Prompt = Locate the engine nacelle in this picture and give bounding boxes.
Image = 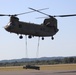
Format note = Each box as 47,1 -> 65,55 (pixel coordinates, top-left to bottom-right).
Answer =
43,17 -> 57,28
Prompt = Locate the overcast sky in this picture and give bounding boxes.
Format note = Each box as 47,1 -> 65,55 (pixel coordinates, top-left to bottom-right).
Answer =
0,0 -> 76,60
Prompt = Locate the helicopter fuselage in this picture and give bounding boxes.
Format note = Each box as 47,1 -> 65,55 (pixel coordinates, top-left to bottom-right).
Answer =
4,16 -> 59,39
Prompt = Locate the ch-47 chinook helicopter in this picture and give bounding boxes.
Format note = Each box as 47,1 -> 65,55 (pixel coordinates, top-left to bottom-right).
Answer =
2,8 -> 76,40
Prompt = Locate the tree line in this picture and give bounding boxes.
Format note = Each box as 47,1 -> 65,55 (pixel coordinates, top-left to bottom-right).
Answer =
0,57 -> 76,67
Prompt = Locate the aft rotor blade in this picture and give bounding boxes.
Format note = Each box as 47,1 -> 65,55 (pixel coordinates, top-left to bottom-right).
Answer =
0,8 -> 48,17
36,17 -> 48,19
29,7 -> 52,17
16,8 -> 49,16
54,14 -> 76,17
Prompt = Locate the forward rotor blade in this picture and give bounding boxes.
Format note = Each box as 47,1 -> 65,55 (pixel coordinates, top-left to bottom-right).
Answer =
0,14 -> 10,16
15,8 -> 49,16
29,7 -> 52,17
0,8 -> 48,17
54,14 -> 76,17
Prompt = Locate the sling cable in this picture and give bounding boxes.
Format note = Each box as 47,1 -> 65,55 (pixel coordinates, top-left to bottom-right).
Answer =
24,36 -> 40,70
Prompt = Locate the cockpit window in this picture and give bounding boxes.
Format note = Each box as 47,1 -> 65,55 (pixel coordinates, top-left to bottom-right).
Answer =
7,22 -> 15,26
7,22 -> 11,26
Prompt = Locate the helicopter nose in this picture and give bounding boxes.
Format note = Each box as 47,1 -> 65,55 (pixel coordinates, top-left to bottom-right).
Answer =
4,25 -> 11,31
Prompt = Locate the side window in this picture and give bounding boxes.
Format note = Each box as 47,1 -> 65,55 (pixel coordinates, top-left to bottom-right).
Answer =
19,24 -> 22,28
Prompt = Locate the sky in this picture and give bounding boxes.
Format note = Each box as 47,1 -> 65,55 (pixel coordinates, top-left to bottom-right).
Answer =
0,0 -> 76,60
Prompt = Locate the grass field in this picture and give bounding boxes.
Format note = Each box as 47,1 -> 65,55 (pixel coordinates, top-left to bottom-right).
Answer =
0,64 -> 76,71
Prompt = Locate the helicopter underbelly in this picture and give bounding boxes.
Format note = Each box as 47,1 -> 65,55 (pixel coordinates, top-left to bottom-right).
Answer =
11,25 -> 58,37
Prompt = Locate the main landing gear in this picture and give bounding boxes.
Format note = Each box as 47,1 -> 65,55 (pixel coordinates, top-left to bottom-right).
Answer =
42,37 -> 44,40
19,35 -> 54,40
51,36 -> 54,40
41,37 -> 54,40
28,35 -> 32,39
19,35 -> 23,39
19,35 -> 32,39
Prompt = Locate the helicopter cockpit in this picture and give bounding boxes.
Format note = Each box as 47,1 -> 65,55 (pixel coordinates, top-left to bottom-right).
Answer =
4,16 -> 19,32
9,16 -> 19,26
10,16 -> 19,22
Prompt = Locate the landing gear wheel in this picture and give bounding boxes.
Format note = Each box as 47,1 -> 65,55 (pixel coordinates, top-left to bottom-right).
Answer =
42,37 -> 44,40
51,36 -> 54,40
19,35 -> 23,39
28,35 -> 32,39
